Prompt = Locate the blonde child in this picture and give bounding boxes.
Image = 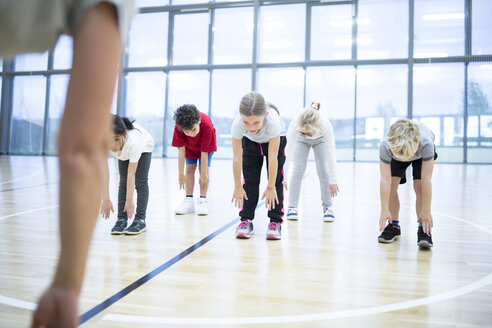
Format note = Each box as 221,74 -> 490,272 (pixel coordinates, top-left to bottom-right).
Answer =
285,102 -> 339,221
378,119 -> 437,248
231,92 -> 287,240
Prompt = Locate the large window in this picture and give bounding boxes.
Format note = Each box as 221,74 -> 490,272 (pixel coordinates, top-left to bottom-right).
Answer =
257,67 -> 304,121
306,67 -> 355,161
358,0 -> 408,59
53,36 -> 73,70
310,4 -> 352,60
211,69 -> 252,158
47,75 -> 70,155
2,1 -> 491,163
15,52 -> 48,71
213,7 -> 254,64
166,70 -> 210,156
355,65 -> 408,161
472,0 -> 492,55
10,76 -> 46,155
173,13 -> 209,65
258,4 -> 305,63
413,63 -> 464,162
128,13 -> 168,67
125,72 -> 167,156
414,0 -> 464,58
467,63 -> 492,163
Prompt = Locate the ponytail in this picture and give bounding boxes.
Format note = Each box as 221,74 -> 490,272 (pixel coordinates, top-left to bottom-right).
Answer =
266,102 -> 280,115
113,114 -> 135,135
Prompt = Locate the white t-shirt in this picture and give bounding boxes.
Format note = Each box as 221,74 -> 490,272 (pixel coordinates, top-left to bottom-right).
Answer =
231,108 -> 286,143
111,123 -> 154,162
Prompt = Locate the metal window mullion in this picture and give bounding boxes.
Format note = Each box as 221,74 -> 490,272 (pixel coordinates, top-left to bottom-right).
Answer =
0,59 -> 14,154
163,11 -> 175,157
408,0 -> 414,120
208,8 -> 214,118
251,0 -> 259,91
352,0 -> 358,161
463,0 -> 472,163
42,50 -> 54,155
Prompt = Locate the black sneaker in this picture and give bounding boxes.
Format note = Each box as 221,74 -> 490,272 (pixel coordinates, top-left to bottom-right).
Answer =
111,219 -> 128,235
124,219 -> 147,235
417,227 -> 433,248
378,223 -> 401,243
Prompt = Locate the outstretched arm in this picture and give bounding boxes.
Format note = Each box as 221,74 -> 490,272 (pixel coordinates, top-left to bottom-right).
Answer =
32,3 -> 121,328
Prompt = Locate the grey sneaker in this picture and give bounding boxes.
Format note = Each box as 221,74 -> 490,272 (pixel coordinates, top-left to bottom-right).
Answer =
111,219 -> 127,235
266,222 -> 282,240
286,208 -> 298,220
124,219 -> 147,235
323,207 -> 335,222
235,219 -> 254,239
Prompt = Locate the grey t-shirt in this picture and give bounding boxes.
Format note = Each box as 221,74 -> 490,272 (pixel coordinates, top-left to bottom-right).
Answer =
231,108 -> 286,144
0,0 -> 136,58
379,121 -> 435,164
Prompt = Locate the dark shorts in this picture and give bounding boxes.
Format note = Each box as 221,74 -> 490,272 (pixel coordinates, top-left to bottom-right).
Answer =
391,151 -> 438,184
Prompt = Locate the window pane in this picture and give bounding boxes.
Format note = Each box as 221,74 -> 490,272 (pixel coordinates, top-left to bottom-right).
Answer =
472,0 -> 492,55
166,70 -> 210,156
413,63 -> 464,162
258,4 -> 305,63
0,58 -> 3,72
136,0 -> 168,7
311,5 -> 352,61
125,72 -> 167,156
211,69 -> 251,159
213,7 -> 254,64
467,63 -> 492,163
11,76 -> 46,154
257,67 -> 304,121
47,75 -> 70,155
15,52 -> 48,71
54,35 -> 73,70
355,65 -> 408,161
414,0 -> 464,58
358,0 -> 408,59
173,13 -> 209,65
306,67 -> 355,161
128,13 -> 168,67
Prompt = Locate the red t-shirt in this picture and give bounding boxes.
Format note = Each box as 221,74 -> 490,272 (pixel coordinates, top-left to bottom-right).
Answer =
172,112 -> 217,159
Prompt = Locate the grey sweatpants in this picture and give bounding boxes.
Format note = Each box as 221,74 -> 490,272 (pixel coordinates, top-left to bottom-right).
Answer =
288,135 -> 332,209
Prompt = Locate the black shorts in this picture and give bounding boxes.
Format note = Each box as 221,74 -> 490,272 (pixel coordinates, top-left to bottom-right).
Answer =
391,151 -> 438,184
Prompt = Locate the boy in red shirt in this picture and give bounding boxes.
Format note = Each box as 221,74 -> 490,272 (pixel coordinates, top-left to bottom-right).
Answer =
172,104 -> 217,215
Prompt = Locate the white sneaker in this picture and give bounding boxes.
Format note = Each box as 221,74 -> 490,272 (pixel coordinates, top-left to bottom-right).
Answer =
323,207 -> 335,222
197,198 -> 209,215
175,197 -> 195,215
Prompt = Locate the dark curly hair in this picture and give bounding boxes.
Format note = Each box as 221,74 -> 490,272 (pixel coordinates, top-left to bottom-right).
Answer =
173,104 -> 201,131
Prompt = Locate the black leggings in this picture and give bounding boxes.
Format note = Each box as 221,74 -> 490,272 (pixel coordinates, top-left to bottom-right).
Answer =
240,136 -> 287,223
117,152 -> 152,221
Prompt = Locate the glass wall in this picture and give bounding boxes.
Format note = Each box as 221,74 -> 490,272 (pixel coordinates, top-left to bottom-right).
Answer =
1,0 -> 491,163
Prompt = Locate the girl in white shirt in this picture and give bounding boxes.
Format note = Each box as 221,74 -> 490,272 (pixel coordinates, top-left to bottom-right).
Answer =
285,102 -> 339,221
101,115 -> 154,235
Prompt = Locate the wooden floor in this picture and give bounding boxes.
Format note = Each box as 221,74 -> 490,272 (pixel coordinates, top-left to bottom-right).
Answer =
1,155 -> 491,327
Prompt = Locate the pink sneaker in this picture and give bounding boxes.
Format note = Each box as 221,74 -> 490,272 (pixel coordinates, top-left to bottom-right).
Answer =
235,220 -> 254,239
266,222 -> 281,240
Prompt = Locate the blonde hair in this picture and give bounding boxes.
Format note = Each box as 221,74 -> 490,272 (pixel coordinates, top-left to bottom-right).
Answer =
239,92 -> 279,117
387,119 -> 420,158
297,101 -> 321,131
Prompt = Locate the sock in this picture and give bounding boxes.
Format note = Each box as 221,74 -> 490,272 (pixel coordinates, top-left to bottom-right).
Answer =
186,195 -> 193,198
200,196 -> 206,198
392,220 -> 399,226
